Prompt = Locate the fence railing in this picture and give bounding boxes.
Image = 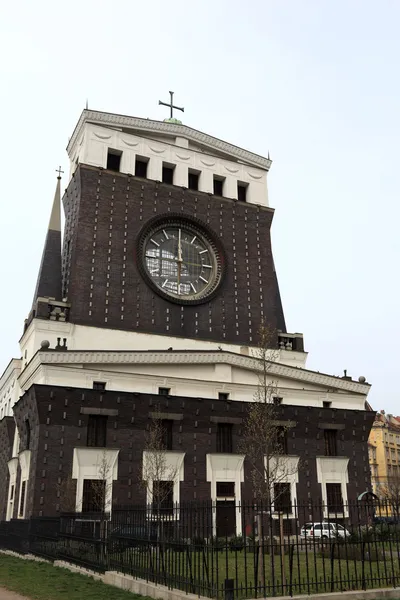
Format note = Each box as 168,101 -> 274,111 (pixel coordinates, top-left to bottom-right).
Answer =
0,500 -> 399,598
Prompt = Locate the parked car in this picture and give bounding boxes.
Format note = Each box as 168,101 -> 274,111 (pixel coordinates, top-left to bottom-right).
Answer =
300,522 -> 350,539
107,523 -> 159,552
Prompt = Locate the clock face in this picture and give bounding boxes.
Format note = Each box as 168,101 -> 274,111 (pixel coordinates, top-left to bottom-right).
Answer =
139,218 -> 224,304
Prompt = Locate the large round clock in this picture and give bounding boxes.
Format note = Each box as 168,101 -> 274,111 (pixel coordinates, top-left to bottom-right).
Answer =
137,215 -> 225,304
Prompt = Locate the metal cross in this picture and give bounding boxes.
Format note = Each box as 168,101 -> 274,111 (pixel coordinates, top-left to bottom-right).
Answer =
56,166 -> 64,179
158,91 -> 184,119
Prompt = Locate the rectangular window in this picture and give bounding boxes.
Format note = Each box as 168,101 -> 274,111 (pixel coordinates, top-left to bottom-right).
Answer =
87,415 -> 108,447
135,157 -> 148,178
326,483 -> 344,513
93,381 -> 106,391
153,480 -> 174,514
188,171 -> 199,190
82,479 -> 105,513
217,423 -> 233,453
213,176 -> 225,196
237,182 -> 248,202
106,149 -> 122,172
216,482 -> 235,498
162,164 -> 175,184
324,429 -> 337,456
10,484 -> 14,501
19,481 -> 26,517
323,401 -> 332,408
276,426 -> 288,455
218,392 -> 230,401
158,387 -> 170,396
274,482 -> 291,512
161,419 -> 173,450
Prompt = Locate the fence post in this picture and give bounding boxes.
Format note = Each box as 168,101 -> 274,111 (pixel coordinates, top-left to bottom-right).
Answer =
224,578 -> 234,600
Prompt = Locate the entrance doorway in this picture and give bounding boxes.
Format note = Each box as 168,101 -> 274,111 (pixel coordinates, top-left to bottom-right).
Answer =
216,482 -> 236,537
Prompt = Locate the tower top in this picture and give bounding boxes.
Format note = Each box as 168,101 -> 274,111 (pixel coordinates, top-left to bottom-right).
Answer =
158,91 -> 184,124
31,173 -> 62,306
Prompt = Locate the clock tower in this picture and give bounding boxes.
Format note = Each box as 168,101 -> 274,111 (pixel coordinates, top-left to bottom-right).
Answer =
56,106 -> 288,349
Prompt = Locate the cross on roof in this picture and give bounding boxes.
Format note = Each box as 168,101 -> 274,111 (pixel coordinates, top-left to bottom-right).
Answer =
56,166 -> 64,179
158,91 -> 184,119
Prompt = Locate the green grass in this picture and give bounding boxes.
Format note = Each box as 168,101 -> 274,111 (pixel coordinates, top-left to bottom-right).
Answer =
108,545 -> 400,598
0,554 -> 152,600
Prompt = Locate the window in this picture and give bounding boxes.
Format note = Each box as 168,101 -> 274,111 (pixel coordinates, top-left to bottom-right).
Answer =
273,396 -> 283,406
237,182 -> 248,202
274,483 -> 291,512
10,485 -> 14,501
19,481 -> 26,517
188,171 -> 199,190
213,176 -> 225,196
87,415 -> 107,447
218,392 -> 230,401
323,401 -> 332,408
162,164 -> 175,184
153,480 -> 174,513
324,429 -> 337,456
276,426 -> 288,455
158,387 -> 170,396
93,381 -> 106,391
326,483 -> 343,513
82,479 -> 105,513
106,149 -> 122,172
161,419 -> 173,450
217,423 -> 233,453
25,420 -> 31,451
216,482 -> 235,497
135,157 -> 148,178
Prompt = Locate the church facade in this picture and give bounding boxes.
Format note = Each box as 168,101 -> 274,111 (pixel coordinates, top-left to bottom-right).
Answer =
0,106 -> 374,533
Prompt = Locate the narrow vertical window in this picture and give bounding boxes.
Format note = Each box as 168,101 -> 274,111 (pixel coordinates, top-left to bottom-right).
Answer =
217,423 -> 233,453
237,182 -> 248,202
107,149 -> 122,172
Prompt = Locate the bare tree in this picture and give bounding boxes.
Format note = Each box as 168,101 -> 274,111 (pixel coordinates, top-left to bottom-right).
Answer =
240,322 -> 299,508
379,469 -> 400,519
142,414 -> 178,516
89,450 -> 114,514
240,322 -> 300,589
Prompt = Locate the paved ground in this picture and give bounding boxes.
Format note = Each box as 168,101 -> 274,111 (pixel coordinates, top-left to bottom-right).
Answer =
0,589 -> 31,600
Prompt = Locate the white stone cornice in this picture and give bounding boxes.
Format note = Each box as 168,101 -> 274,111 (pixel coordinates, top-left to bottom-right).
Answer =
19,349 -> 370,395
67,110 -> 271,171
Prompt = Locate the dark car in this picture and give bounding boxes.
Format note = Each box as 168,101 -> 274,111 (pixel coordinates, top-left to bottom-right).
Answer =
108,523 -> 159,552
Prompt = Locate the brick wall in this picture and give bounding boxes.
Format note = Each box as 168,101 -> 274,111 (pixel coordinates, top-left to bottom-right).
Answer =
62,166 -> 286,346
10,384 -> 375,517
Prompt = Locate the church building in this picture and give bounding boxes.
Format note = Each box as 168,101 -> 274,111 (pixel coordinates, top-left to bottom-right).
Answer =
0,99 -> 375,534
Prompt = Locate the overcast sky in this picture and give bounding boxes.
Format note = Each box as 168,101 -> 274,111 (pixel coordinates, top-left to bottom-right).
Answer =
0,0 -> 398,412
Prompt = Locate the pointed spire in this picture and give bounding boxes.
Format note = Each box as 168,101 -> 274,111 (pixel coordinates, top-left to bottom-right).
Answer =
31,171 -> 63,307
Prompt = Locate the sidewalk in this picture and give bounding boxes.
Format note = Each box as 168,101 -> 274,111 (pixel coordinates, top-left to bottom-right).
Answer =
0,589 -> 30,600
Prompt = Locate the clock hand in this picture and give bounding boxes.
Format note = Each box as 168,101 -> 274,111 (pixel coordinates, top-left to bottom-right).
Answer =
178,228 -> 182,262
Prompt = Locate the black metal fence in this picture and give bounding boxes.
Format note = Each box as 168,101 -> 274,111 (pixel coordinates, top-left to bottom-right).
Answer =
1,500 -> 399,598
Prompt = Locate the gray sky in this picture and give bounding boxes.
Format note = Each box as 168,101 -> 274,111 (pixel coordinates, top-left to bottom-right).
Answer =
0,0 -> 398,412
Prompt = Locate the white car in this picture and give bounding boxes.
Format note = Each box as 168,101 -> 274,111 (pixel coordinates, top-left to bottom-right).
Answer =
300,522 -> 350,539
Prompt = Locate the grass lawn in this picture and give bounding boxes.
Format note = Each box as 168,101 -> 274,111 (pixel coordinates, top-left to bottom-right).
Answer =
0,554 -> 152,600
108,545 -> 400,598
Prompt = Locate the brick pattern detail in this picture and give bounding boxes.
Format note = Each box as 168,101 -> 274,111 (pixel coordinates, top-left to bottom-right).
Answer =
8,384 -> 375,518
0,417 -> 15,520
62,166 -> 286,345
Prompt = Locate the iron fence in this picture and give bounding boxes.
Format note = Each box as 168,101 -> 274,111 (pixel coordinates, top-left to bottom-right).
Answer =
0,500 -> 399,598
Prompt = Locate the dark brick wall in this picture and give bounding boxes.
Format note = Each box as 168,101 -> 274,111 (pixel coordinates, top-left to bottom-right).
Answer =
13,390 -> 40,519
0,417 -> 15,520
62,165 -> 286,346
10,384 -> 375,518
